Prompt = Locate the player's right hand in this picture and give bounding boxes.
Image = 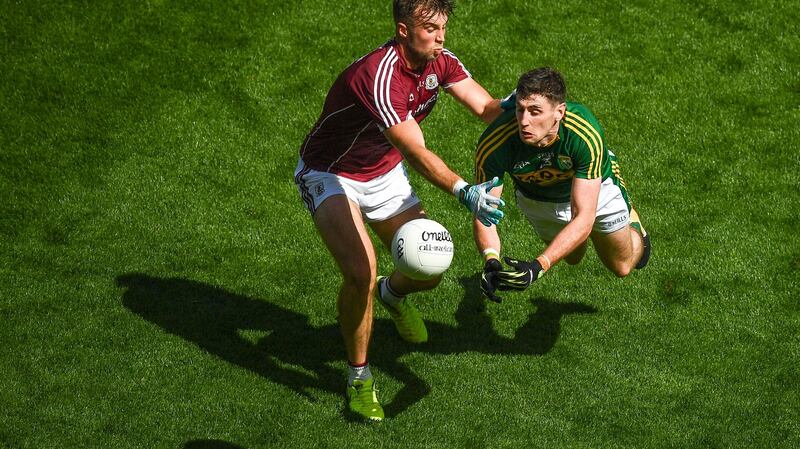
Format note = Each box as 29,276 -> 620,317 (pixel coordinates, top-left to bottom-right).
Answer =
496,256 -> 545,291
480,258 -> 503,303
458,177 -> 505,227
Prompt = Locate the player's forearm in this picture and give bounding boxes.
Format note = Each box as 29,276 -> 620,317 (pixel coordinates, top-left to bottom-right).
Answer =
542,215 -> 593,266
402,144 -> 463,195
478,99 -> 502,124
448,79 -> 502,124
473,218 -> 501,260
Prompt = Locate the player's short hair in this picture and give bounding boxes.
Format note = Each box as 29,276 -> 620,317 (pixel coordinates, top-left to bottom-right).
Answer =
516,68 -> 566,105
393,0 -> 454,26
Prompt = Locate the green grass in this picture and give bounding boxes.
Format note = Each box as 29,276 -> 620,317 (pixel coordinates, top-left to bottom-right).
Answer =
2,0 -> 799,447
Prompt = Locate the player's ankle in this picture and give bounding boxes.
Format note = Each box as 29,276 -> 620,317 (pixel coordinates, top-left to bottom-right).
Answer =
347,361 -> 372,386
379,277 -> 405,307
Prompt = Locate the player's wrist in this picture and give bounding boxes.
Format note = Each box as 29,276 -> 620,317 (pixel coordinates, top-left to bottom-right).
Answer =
482,247 -> 500,262
453,179 -> 469,200
535,254 -> 551,272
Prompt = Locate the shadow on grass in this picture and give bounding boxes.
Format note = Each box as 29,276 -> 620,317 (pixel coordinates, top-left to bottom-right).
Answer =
184,440 -> 245,449
118,273 -> 596,418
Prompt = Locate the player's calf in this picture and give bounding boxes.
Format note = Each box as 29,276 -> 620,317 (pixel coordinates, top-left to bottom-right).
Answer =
629,207 -> 650,270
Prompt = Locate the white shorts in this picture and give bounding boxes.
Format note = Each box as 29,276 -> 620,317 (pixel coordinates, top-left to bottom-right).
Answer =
516,177 -> 630,242
294,158 -> 420,222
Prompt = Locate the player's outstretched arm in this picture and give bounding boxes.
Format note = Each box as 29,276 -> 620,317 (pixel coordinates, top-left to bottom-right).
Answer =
471,188 -> 505,301
542,177 -> 600,265
496,177 -> 601,291
447,78 -> 502,124
384,120 -> 504,226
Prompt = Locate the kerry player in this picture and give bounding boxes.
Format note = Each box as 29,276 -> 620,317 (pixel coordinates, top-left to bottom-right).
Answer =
473,68 -> 651,302
294,0 -> 504,421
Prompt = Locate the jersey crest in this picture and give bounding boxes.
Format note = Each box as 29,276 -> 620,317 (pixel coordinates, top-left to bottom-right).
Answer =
425,74 -> 438,90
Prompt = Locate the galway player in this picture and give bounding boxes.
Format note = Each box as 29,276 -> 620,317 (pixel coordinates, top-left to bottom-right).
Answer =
474,67 -> 651,303
294,0 -> 503,421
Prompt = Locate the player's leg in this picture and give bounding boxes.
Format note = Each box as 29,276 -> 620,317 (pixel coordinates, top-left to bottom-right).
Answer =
629,207 -> 651,269
591,224 -> 642,277
295,160 -> 383,421
606,152 -> 651,270
590,176 -> 645,277
313,195 -> 377,364
311,196 -> 384,421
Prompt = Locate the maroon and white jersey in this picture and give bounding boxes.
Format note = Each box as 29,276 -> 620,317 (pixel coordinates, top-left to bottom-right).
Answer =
299,39 -> 471,181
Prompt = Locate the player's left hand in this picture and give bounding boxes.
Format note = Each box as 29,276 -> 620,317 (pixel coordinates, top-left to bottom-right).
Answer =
480,258 -> 503,303
496,256 -> 545,291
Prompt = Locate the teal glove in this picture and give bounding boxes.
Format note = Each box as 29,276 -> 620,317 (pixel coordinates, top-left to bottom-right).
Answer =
457,177 -> 505,227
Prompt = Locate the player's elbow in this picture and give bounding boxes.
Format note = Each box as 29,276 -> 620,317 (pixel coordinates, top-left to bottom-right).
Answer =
479,101 -> 501,124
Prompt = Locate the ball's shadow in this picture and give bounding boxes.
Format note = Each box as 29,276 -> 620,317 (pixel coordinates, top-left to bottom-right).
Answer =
118,273 -> 597,418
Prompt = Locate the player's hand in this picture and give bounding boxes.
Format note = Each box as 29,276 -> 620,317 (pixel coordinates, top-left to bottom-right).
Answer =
496,256 -> 545,291
458,177 -> 505,227
480,258 -> 503,303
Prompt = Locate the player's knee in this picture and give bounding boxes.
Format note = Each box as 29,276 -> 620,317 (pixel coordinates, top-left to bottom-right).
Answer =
341,263 -> 377,294
610,263 -> 633,278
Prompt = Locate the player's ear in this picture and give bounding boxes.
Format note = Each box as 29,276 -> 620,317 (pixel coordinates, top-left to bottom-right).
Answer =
396,21 -> 409,39
554,102 -> 566,121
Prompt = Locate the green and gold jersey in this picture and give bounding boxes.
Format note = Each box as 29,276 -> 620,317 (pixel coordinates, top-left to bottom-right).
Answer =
474,101 -> 613,203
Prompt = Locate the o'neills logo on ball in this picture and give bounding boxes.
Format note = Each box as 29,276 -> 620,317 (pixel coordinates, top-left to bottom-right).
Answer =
421,230 -> 452,242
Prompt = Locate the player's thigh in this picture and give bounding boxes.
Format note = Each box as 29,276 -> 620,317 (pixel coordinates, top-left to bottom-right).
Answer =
312,194 -> 377,285
368,203 -> 427,251
591,225 -> 634,270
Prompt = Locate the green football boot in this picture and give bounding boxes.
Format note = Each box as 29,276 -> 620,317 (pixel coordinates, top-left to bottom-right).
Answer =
347,378 -> 384,422
376,276 -> 428,343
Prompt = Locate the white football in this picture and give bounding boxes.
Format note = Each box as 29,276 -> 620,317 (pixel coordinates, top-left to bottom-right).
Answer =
391,218 -> 454,280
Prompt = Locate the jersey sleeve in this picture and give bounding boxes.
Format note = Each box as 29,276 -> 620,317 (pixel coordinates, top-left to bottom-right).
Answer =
563,111 -> 605,180
348,51 -> 411,130
439,49 -> 471,89
474,111 -> 517,184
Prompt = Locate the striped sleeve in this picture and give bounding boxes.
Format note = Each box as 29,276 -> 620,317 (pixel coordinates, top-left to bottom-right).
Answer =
474,113 -> 517,183
563,111 -> 604,179
440,49 -> 471,89
349,47 -> 409,129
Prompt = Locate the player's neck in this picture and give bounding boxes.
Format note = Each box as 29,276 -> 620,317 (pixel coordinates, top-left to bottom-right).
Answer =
396,41 -> 425,72
534,123 -> 561,148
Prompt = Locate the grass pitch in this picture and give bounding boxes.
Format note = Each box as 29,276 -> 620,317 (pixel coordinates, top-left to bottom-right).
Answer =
2,0 -> 798,448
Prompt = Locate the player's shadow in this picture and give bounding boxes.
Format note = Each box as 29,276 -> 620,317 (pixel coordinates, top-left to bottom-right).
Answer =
118,273 -> 596,418
184,440 -> 245,449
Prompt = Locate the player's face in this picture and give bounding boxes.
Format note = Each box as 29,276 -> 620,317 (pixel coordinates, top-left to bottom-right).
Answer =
403,11 -> 448,66
516,94 -> 566,147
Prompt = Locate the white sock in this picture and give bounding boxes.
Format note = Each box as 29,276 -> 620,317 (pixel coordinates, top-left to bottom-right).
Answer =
379,277 -> 405,307
348,362 -> 372,385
